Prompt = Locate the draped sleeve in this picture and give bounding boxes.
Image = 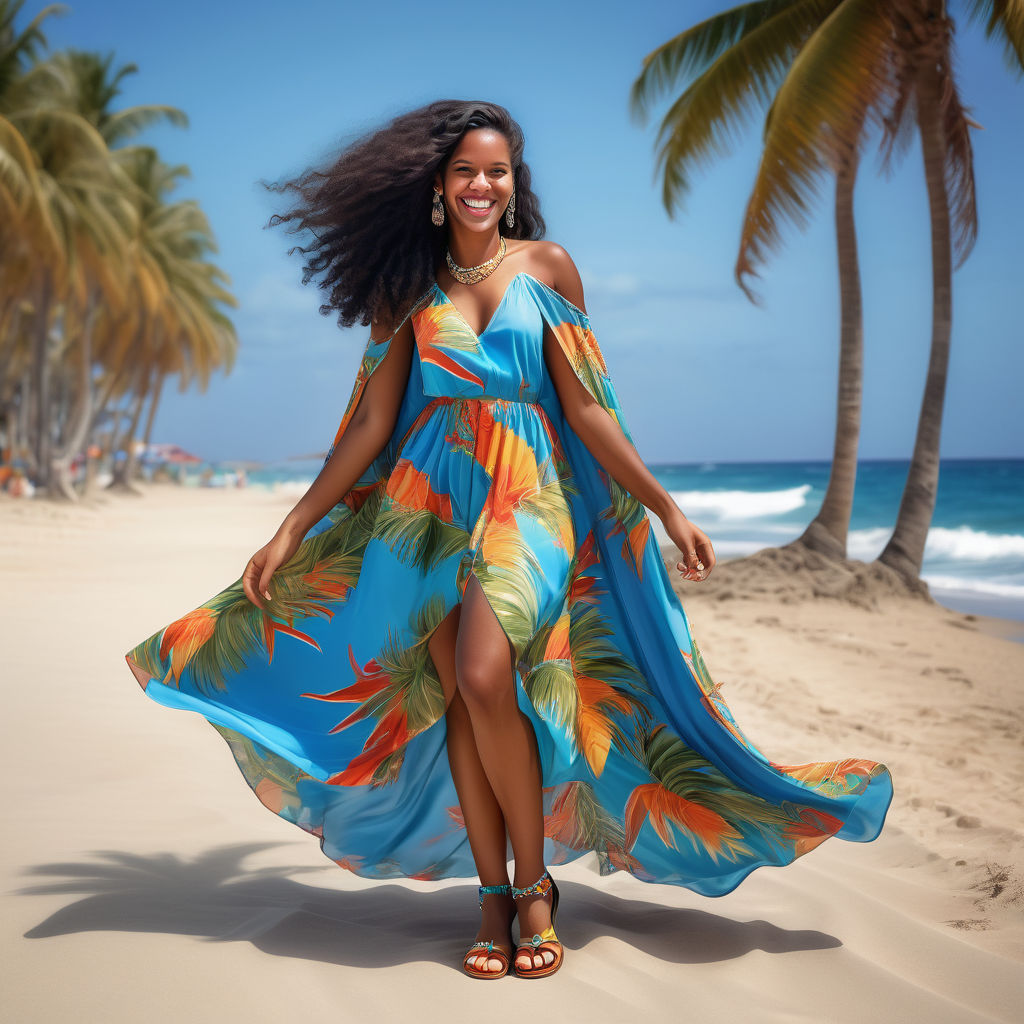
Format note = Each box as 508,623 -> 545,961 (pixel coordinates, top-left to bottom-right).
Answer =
304,288 -> 434,541
528,274 -> 892,845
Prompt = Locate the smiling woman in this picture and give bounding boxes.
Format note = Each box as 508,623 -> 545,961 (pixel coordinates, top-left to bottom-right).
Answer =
124,99 -> 893,983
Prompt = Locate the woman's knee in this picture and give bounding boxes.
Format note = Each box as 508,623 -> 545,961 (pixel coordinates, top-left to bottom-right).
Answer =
455,574 -> 517,711
454,649 -> 515,711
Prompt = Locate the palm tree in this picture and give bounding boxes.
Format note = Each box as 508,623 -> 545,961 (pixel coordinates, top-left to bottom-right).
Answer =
629,0 -> 1021,582
629,0 -> 878,559
0,0 -> 66,467
873,0 -> 997,580
4,62 -> 133,497
0,11 -> 238,499
104,167 -> 239,492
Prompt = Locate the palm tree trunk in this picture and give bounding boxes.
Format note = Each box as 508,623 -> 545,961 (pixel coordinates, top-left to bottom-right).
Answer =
29,270 -> 52,489
107,362 -> 148,493
795,147 -> 864,558
877,54 -> 953,581
122,365 -> 152,485
48,291 -> 98,501
142,371 -> 164,448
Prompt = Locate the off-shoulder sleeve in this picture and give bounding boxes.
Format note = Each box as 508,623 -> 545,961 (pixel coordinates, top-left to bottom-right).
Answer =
303,289 -> 433,540
528,273 -> 651,580
323,291 -> 430,466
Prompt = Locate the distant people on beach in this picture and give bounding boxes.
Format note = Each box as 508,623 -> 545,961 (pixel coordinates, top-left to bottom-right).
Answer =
0,466 -> 33,498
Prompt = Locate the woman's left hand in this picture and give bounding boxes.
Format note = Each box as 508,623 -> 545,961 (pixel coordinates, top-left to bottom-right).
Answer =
661,507 -> 716,582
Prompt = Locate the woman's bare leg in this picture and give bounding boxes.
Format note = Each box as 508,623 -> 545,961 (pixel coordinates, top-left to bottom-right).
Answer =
454,574 -> 556,972
428,603 -> 514,974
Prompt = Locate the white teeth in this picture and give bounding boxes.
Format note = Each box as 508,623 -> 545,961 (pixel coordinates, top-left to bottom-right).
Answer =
462,198 -> 495,209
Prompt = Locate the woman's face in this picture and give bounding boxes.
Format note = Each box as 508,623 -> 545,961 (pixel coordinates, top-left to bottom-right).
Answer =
435,128 -> 514,234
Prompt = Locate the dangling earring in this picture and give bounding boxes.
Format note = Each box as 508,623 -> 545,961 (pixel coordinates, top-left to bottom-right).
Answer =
431,188 -> 445,227
505,189 -> 515,229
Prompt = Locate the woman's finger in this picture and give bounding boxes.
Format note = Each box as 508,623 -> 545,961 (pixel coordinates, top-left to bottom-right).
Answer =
696,537 -> 716,571
243,557 -> 265,608
258,565 -> 275,603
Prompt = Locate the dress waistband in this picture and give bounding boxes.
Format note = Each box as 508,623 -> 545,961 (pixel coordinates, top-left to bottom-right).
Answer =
422,394 -> 541,408
397,393 -> 555,456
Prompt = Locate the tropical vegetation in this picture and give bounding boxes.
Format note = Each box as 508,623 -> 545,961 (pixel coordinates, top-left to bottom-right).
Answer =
0,0 -> 237,500
630,0 -> 1023,581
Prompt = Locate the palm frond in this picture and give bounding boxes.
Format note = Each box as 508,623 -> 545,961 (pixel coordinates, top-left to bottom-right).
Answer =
734,0 -> 894,302
569,604 -> 650,697
371,498 -> 471,573
519,477 -> 576,551
471,554 -> 542,656
878,5 -> 979,267
962,0 -> 1024,75
644,724 -> 798,844
632,0 -> 838,220
629,0 -> 820,124
522,659 -> 579,747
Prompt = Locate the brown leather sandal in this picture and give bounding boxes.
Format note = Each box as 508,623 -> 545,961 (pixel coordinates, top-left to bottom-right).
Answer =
512,870 -> 563,979
463,883 -> 515,980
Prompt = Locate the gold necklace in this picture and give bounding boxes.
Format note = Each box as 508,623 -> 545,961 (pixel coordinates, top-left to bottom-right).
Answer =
446,236 -> 506,284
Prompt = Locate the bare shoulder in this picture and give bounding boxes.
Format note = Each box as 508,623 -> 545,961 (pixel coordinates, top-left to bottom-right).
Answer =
520,240 -> 587,314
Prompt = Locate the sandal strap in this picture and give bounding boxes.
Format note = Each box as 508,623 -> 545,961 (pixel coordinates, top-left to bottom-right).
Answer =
466,938 -> 509,953
514,932 -> 563,973
477,882 -> 511,909
465,938 -> 512,966
517,923 -> 559,948
512,870 -> 552,900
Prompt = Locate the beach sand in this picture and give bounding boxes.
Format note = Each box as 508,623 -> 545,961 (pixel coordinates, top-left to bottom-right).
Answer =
3,482 -> 1023,1022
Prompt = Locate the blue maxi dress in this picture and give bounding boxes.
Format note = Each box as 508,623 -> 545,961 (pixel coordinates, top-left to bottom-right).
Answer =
125,271 -> 893,895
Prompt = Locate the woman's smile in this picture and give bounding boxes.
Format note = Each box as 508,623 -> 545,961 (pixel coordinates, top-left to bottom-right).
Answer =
459,195 -> 496,217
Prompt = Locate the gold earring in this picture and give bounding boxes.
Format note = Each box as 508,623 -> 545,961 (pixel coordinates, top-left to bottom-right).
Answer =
505,189 -> 515,229
431,188 -> 445,227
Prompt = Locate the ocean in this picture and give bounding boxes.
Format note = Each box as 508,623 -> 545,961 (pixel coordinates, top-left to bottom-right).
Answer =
199,457 -> 1024,626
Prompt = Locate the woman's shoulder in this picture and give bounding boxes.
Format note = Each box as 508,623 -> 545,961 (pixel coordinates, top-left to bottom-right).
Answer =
517,240 -> 587,315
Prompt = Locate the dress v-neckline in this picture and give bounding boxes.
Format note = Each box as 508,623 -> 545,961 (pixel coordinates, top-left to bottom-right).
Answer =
432,271 -> 526,340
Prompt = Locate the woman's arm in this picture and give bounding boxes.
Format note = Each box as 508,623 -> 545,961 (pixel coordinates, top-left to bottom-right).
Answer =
278,319 -> 414,540
540,247 -> 715,581
241,317 -> 414,609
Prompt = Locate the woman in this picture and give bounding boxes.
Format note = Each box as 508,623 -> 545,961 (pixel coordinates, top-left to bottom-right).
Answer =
125,100 -> 893,982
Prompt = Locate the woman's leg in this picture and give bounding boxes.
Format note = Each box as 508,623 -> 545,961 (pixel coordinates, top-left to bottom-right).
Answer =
454,574 -> 556,972
428,603 -> 514,974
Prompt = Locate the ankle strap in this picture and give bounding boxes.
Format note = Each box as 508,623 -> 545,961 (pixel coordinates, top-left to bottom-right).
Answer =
477,882 -> 511,909
512,870 -> 552,900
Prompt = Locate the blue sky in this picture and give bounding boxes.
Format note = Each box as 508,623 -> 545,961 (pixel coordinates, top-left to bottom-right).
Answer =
36,0 -> 1024,464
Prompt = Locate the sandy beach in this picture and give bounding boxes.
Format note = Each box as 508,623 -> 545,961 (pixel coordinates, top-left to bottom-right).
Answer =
3,481 -> 1023,1023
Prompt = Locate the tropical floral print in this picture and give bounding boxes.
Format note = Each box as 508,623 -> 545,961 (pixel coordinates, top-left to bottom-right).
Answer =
124,270 -> 893,895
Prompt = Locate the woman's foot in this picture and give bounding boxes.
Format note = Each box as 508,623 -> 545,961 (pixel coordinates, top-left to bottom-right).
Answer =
512,871 -> 559,974
464,888 -> 516,976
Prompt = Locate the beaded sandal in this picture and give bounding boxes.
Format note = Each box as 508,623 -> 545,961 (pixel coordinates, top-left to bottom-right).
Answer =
463,882 -> 515,980
511,870 -> 563,979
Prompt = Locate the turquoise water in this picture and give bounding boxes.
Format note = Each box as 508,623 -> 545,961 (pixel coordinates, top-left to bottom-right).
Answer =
190,456 -> 1024,625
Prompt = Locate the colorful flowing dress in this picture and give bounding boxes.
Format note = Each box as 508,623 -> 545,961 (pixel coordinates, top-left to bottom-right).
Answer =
124,270 -> 893,896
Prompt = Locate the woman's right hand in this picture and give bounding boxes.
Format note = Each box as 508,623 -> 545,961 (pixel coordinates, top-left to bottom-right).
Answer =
242,528 -> 304,611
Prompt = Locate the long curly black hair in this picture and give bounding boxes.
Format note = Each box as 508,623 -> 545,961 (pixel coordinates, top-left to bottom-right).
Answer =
263,100 -> 547,332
